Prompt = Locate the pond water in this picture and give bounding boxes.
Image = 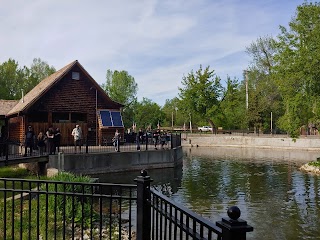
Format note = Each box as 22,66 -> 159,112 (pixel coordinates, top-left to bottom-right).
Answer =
92,147 -> 320,240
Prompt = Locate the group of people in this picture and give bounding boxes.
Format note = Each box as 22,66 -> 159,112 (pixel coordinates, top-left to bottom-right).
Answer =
24,125 -> 61,156
135,128 -> 170,150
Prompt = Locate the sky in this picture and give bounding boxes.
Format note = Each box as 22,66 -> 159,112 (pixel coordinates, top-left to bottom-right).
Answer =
0,0 -> 305,106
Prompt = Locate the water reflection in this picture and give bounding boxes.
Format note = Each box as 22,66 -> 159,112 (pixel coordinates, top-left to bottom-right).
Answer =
92,147 -> 320,240
90,166 -> 183,195
180,147 -> 320,240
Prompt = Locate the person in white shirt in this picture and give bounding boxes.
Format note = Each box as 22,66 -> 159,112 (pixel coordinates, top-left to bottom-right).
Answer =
113,129 -> 121,152
71,124 -> 82,153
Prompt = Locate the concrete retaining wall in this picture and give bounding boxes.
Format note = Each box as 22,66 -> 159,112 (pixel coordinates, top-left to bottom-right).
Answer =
182,135 -> 320,151
48,147 -> 183,174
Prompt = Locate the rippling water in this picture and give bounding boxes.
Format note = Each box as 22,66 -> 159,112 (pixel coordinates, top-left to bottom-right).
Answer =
93,147 -> 320,240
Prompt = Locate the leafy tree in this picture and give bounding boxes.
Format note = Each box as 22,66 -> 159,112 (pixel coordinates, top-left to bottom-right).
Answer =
219,76 -> 246,129
0,58 -> 56,100
161,97 -> 185,128
245,36 -> 284,133
26,58 -> 56,92
102,69 -> 138,129
0,59 -> 25,99
102,70 -> 137,106
273,2 -> 320,137
178,65 -> 223,130
134,98 -> 163,130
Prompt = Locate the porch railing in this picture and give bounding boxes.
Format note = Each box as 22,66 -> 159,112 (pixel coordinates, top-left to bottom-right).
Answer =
0,133 -> 182,163
0,170 -> 253,240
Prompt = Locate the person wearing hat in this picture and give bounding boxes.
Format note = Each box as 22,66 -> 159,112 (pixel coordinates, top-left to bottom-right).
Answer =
71,124 -> 82,153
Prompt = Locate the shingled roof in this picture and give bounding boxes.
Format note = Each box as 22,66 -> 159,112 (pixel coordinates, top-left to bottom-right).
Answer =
6,60 -> 123,117
0,100 -> 19,116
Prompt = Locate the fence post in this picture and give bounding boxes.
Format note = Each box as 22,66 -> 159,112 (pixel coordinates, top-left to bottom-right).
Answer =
170,134 -> 173,149
145,134 -> 148,151
85,138 -> 89,153
5,142 -> 9,166
134,169 -> 153,240
216,206 -> 253,240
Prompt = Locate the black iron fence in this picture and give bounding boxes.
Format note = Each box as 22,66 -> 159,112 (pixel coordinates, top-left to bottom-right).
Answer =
0,170 -> 253,240
0,177 -> 137,239
0,133 -> 182,162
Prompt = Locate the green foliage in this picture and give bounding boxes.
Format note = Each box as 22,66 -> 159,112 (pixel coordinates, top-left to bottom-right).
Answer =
308,160 -> 320,168
103,69 -> 138,106
273,2 -> 320,137
178,65 -> 223,128
102,69 -> 138,128
134,97 -> 163,130
219,77 -> 245,129
0,166 -> 30,178
0,58 -> 55,100
0,172 -> 123,239
44,172 -> 96,227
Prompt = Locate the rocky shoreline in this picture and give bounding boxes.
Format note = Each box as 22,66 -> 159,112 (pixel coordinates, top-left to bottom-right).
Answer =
300,163 -> 320,174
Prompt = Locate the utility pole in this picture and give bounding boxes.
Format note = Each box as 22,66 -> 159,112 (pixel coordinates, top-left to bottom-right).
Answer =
270,112 -> 273,135
171,111 -> 174,130
189,113 -> 192,133
245,71 -> 249,110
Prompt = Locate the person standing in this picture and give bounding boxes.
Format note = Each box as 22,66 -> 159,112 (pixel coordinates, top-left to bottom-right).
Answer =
24,125 -> 35,156
54,128 -> 61,154
113,129 -> 121,152
153,128 -> 160,150
37,131 -> 46,155
46,126 -> 55,155
136,128 -> 143,151
0,126 -> 4,157
71,124 -> 82,153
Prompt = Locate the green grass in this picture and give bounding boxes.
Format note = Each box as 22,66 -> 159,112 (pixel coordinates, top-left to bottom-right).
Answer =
0,172 -> 122,239
0,166 -> 47,199
0,166 -> 32,178
308,160 -> 320,168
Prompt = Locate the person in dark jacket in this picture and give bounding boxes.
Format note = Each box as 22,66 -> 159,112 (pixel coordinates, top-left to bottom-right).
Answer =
54,128 -> 61,154
24,125 -> 35,156
153,128 -> 160,150
136,128 -> 143,151
37,131 -> 46,155
46,126 -> 55,155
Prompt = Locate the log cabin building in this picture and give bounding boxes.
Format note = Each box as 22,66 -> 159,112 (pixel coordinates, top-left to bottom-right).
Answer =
0,60 -> 124,146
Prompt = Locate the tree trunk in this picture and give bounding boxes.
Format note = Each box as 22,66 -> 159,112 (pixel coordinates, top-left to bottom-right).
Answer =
207,119 -> 216,134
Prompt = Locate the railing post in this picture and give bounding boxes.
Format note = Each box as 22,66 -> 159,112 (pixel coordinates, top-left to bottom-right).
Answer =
216,206 -> 253,240
5,141 -> 9,166
145,134 -> 148,151
135,169 -> 153,240
85,138 -> 89,153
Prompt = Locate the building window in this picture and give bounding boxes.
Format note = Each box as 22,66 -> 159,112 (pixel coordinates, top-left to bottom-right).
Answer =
72,72 -> 80,80
71,113 -> 87,123
28,112 -> 48,123
52,112 -> 69,123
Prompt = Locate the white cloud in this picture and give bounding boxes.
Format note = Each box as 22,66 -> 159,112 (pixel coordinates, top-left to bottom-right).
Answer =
0,0 -> 304,106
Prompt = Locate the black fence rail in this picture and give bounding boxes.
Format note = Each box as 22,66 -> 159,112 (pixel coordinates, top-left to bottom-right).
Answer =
0,177 -> 137,240
135,170 -> 253,240
150,189 -> 223,239
0,133 -> 182,162
0,171 -> 253,240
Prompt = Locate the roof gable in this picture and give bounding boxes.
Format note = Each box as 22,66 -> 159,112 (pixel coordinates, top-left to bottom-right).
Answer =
0,100 -> 19,116
7,60 -> 123,116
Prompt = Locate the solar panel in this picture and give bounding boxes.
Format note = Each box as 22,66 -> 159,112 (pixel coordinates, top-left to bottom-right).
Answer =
100,110 -> 112,126
111,111 -> 123,127
99,110 -> 123,127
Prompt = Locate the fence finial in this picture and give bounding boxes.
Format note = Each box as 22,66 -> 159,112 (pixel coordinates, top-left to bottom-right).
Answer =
227,206 -> 241,220
140,169 -> 148,177
216,206 -> 253,240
